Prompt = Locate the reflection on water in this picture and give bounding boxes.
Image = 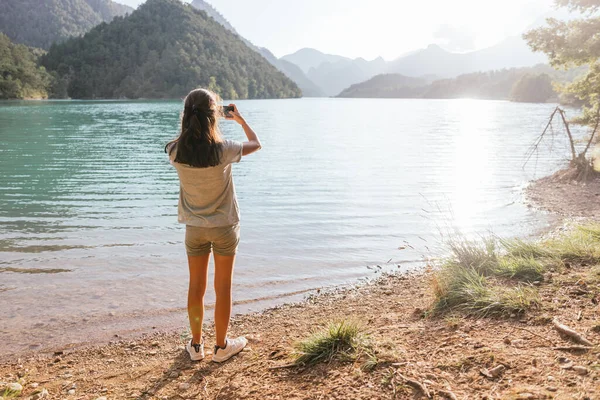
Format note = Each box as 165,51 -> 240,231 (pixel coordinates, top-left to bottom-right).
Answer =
0,98 -> 576,356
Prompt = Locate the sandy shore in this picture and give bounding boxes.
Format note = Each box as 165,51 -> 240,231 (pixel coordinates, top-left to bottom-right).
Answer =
526,170 -> 600,221
2,172 -> 600,399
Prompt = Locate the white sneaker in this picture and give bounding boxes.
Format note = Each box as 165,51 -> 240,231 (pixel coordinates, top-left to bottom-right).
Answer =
212,337 -> 247,363
186,339 -> 204,361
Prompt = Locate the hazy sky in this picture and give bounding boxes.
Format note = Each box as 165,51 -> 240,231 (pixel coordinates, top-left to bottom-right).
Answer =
117,0 -> 556,60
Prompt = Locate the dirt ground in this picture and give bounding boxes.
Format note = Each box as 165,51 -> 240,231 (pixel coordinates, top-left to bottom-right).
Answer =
1,267 -> 599,400
527,170 -> 600,221
2,170 -> 600,399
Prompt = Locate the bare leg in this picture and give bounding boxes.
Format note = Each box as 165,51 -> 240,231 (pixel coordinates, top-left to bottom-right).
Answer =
187,253 -> 210,344
213,253 -> 235,348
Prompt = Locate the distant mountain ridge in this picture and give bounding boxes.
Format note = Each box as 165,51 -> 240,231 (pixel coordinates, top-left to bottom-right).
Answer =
41,0 -> 301,99
189,1 -> 550,98
386,37 -> 547,78
281,37 -> 548,97
281,48 -> 353,74
0,0 -> 133,49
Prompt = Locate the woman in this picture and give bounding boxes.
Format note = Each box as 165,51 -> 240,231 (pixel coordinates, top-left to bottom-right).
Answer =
165,88 -> 261,362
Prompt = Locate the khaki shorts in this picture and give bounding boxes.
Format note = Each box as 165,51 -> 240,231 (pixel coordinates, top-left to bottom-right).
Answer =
185,224 -> 240,256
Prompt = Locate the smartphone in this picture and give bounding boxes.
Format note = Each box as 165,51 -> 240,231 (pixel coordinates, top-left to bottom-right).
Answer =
222,105 -> 234,118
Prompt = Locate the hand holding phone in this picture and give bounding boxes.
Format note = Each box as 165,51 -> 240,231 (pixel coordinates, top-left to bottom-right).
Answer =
222,105 -> 234,118
223,104 -> 245,126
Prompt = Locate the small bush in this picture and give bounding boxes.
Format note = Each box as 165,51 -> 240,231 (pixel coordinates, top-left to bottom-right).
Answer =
293,320 -> 366,366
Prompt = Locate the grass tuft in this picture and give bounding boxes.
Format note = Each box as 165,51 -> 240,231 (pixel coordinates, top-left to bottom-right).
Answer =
447,236 -> 497,274
1,388 -> 21,399
501,239 -> 554,260
431,224 -> 600,317
432,262 -> 539,316
494,256 -> 544,282
293,320 -> 366,366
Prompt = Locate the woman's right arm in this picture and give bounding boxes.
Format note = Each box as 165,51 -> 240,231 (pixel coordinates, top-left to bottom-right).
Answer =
228,104 -> 262,156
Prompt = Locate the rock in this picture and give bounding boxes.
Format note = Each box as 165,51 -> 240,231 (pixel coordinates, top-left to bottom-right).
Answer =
151,341 -> 160,347
245,334 -> 262,343
481,365 -> 505,379
30,383 -> 39,388
572,366 -> 588,375
178,383 -> 191,391
560,362 -> 574,370
147,350 -> 157,355
169,371 -> 179,379
547,375 -> 555,381
95,397 -> 108,400
546,386 -> 558,392
31,388 -> 49,399
67,389 -> 76,395
5,382 -> 23,393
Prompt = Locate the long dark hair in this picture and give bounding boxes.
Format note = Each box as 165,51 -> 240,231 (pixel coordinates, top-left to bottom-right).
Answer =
165,88 -> 223,167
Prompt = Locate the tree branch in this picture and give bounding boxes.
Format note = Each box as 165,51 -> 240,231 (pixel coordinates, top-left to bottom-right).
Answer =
558,108 -> 578,161
581,105 -> 600,157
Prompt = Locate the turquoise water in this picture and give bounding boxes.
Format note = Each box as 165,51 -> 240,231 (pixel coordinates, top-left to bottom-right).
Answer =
0,98 -> 574,355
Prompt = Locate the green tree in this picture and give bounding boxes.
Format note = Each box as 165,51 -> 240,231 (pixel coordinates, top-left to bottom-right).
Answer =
523,0 -> 600,180
524,0 -> 600,126
510,73 -> 556,103
0,34 -> 53,99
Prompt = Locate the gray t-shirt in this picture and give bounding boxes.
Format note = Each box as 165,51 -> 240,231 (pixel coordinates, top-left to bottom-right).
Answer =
168,140 -> 243,227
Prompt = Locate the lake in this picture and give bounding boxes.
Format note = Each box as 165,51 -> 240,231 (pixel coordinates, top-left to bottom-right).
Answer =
0,98 -> 576,357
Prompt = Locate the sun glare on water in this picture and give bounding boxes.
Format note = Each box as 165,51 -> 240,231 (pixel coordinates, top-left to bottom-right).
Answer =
450,99 -> 493,231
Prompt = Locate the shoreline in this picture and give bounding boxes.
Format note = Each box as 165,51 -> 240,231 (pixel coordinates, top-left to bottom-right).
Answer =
2,172 -> 599,398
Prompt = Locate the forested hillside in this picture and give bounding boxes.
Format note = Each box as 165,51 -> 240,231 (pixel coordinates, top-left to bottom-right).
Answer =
337,74 -> 429,98
338,65 -> 585,102
0,34 -> 53,99
0,0 -> 132,50
41,0 -> 302,99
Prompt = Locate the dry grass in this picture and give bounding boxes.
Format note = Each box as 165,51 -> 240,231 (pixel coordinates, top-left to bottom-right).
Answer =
432,224 -> 600,316
293,320 -> 369,367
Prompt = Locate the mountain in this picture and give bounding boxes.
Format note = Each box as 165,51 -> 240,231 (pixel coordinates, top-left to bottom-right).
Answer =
40,0 -> 301,99
306,56 -> 387,97
281,48 -> 390,96
282,34 -> 548,97
386,37 -> 547,78
0,0 -> 133,49
257,48 -> 324,97
190,0 -> 238,34
0,34 -> 53,99
281,48 -> 351,74
190,0 -> 322,96
336,64 -> 585,102
337,74 -> 430,98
